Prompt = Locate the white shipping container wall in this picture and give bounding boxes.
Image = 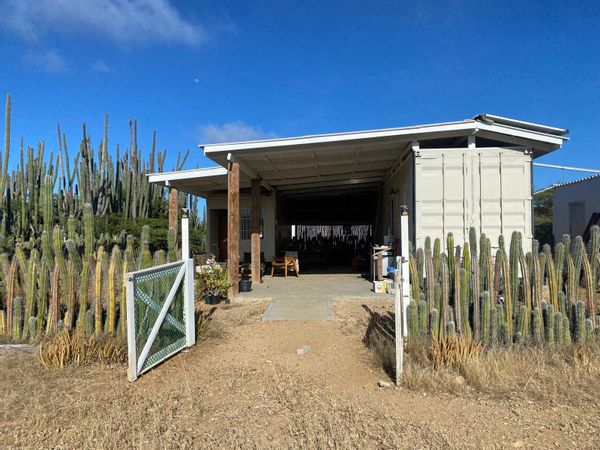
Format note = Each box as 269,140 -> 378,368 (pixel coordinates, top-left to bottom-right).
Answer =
414,147 -> 532,251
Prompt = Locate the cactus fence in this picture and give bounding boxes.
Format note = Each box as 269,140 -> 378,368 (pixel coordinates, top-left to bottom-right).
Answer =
406,227 -> 600,348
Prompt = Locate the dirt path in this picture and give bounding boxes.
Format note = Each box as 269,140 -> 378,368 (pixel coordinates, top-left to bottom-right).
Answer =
2,298 -> 600,449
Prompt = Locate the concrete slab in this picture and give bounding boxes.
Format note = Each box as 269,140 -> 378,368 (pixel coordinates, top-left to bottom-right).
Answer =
238,272 -> 387,321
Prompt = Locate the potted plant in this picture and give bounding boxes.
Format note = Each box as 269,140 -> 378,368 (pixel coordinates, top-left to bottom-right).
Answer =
197,256 -> 232,304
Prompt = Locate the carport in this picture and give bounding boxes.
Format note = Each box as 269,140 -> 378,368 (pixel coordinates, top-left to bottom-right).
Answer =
149,114 -> 568,297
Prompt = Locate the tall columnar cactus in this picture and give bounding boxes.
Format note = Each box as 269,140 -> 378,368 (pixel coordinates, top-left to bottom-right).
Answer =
439,253 -> 450,337
532,240 -> 544,309
581,253 -> 596,328
517,305 -> 528,342
589,225 -> 600,283
76,257 -> 91,334
409,254 -> 420,302
447,233 -> 455,294
418,298 -> 428,338
433,238 -> 441,276
490,305 -> 498,346
472,254 -> 481,341
453,248 -> 462,333
36,261 -> 49,337
430,308 -> 440,342
459,268 -> 471,338
554,242 -> 566,294
83,203 -> 95,258
12,297 -> 23,340
509,231 -> 520,306
22,258 -> 36,338
518,241 -> 532,317
544,303 -> 554,345
481,291 -> 490,345
498,248 -> 513,337
447,321 -> 456,339
567,255 -> 576,304
95,247 -> 108,335
107,246 -> 122,333
572,236 -> 585,300
469,227 -> 478,260
424,243 -> 435,311
554,312 -> 563,347
416,248 -> 424,290
532,307 -> 543,345
544,244 -> 559,312
575,301 -> 586,343
408,300 -> 419,339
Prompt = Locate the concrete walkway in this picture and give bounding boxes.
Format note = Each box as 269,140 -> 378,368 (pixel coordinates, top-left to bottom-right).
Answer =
238,273 -> 384,321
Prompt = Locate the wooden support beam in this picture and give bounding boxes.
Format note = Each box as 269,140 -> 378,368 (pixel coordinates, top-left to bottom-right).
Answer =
228,160 -> 240,298
251,178 -> 261,283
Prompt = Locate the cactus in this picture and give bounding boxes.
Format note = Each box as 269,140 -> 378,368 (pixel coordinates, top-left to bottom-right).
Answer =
544,303 -> 554,345
424,243 -> 435,311
472,255 -> 481,341
544,244 -> 559,312
532,307 -> 543,345
498,248 -> 513,337
469,227 -> 478,259
589,225 -> 600,284
446,321 -> 456,339
83,203 -> 95,258
567,255 -> 576,305
22,259 -> 36,338
453,249 -> 462,333
107,246 -> 122,334
12,297 -> 23,340
409,254 -> 420,302
447,233 -> 455,294
433,238 -> 441,276
554,312 -> 563,347
575,301 -> 586,343
84,309 -> 94,336
516,305 -> 528,342
509,231 -> 520,305
416,248 -> 424,290
572,236 -> 585,300
563,316 -> 572,346
95,247 -> 108,335
490,306 -> 498,346
408,300 -> 418,339
554,242 -> 566,295
418,298 -> 428,338
581,253 -> 596,328
439,253 -> 450,336
459,268 -> 471,338
430,308 -> 440,342
481,291 -> 490,345
76,258 -> 91,334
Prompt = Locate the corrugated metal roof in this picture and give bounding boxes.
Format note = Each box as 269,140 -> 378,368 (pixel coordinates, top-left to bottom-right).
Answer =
551,173 -> 600,190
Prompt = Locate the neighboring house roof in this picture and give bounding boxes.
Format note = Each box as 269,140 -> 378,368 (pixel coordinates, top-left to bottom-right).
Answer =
551,173 -> 600,190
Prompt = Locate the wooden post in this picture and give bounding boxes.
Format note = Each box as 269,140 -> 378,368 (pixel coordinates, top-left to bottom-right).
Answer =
251,178 -> 261,283
228,159 -> 240,298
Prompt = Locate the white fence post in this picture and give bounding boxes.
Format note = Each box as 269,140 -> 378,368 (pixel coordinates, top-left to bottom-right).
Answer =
184,258 -> 195,347
394,258 -> 403,386
126,273 -> 137,382
400,205 -> 410,337
181,208 -> 189,261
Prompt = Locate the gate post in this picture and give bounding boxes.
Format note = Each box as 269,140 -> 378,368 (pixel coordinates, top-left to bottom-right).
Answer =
184,258 -> 195,347
126,273 -> 137,381
400,205 -> 410,337
181,208 -> 189,261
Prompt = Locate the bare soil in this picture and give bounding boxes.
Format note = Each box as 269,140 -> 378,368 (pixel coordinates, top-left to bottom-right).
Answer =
2,298 -> 600,449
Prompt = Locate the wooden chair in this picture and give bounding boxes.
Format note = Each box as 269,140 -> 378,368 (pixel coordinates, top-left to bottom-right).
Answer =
271,256 -> 299,277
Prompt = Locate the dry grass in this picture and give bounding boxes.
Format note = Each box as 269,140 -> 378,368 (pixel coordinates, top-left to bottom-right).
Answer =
402,340 -> 600,404
38,332 -> 127,367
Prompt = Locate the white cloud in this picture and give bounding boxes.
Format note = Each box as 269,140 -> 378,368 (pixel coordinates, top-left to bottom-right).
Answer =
199,121 -> 278,144
26,49 -> 68,73
91,60 -> 111,73
0,0 -> 205,46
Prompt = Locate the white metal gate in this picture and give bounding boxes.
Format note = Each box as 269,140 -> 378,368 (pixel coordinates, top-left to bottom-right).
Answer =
125,258 -> 195,381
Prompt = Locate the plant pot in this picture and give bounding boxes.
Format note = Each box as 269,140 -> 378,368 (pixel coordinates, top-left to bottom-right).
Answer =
239,279 -> 252,292
205,294 -> 220,305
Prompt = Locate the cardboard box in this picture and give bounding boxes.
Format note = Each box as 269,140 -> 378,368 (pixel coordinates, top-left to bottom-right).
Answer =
372,280 -> 386,294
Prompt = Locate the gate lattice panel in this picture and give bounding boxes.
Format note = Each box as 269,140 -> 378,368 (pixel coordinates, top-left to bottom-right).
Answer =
126,259 -> 195,381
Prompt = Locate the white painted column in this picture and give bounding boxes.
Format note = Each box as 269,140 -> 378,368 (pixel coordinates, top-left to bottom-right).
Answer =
394,258 -> 403,386
184,258 -> 195,347
400,205 -> 410,338
181,208 -> 189,261
126,273 -> 137,381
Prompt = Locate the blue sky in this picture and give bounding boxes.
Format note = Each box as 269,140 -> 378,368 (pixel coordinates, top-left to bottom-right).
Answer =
1,0 -> 600,192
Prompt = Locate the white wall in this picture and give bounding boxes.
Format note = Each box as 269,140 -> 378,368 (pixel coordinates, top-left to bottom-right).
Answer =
553,176 -> 600,241
206,193 -> 277,261
380,154 -> 414,247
